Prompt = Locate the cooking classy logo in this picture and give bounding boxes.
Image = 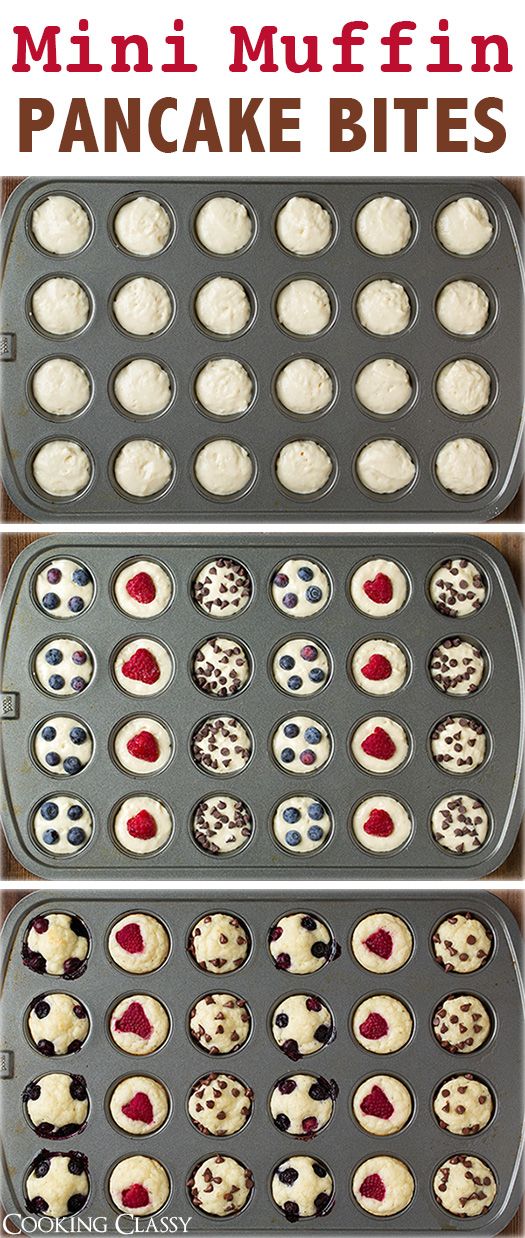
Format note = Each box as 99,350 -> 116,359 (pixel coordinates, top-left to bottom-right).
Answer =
3,1217 -> 193,1234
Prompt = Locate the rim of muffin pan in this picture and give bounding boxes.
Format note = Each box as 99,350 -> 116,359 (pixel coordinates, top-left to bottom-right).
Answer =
271,355 -> 339,423
110,634 -> 176,698
347,633 -> 413,698
187,990 -> 254,1057
349,1068 -> 417,1137
267,910 -> 339,974
433,275 -> 499,342
428,790 -> 493,859
432,355 -> 500,423
268,556 -> 334,618
426,712 -> 493,777
269,793 -> 334,860
186,1068 -> 255,1138
190,272 -> 258,341
107,192 -> 176,258
186,909 -> 253,977
190,353 -> 258,424
351,272 -> 420,341
26,437 -> 96,506
30,634 -> 96,699
351,190 -> 419,257
271,273 -> 339,341
346,555 -> 412,618
351,434 -> 420,502
426,633 -> 491,699
109,793 -> 175,859
108,273 -> 176,339
26,355 -> 95,424
104,1071 -> 172,1138
26,191 -> 96,258
24,991 -> 92,1058
271,190 -> 339,259
108,353 -> 177,423
26,274 -> 95,340
348,713 -> 414,777
105,991 -> 172,1058
110,556 -> 175,619
108,436 -> 176,504
349,991 -> 416,1055
190,436 -> 258,504
269,713 -> 335,777
189,553 -> 255,619
424,556 -> 489,617
108,714 -> 175,777
431,193 -> 499,258
189,712 -> 255,778
104,1153 -> 173,1218
29,792 -> 96,861
271,435 -> 339,504
190,190 -> 258,259
348,909 -> 415,974
104,909 -> 172,976
30,715 -> 95,779
429,909 -> 496,975
347,792 -> 414,859
188,633 -> 254,699
268,634 -> 333,700
267,1070 -> 338,1139
431,1070 -> 496,1136
268,991 -> 336,1059
351,353 -> 419,425
31,557 -> 97,620
22,1069 -> 91,1139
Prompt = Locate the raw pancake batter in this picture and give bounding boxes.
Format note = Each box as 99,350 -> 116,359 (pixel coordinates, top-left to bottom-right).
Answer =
33,796 -> 93,856
436,281 -> 489,335
34,717 -> 93,776
28,992 -> 90,1056
188,912 -> 250,974
432,912 -> 492,973
429,558 -> 486,617
113,439 -> 173,497
270,1073 -> 337,1135
272,639 -> 330,696
436,359 -> 491,415
32,358 -> 91,417
272,993 -> 333,1058
195,276 -> 251,334
113,558 -> 172,618
429,638 -> 484,694
194,439 -> 253,495
433,1155 -> 496,1217
355,359 -> 412,414
34,638 -> 93,696
188,1073 -> 253,1135
32,278 -> 89,335
271,1156 -> 333,1220
108,1156 -> 170,1216
192,558 -> 252,617
431,795 -> 489,853
113,277 -> 172,335
114,196 -> 171,255
191,715 -> 252,774
189,992 -> 252,1053
436,438 -> 493,495
109,1076 -> 169,1135
195,195 -> 252,253
189,1156 -> 253,1217
351,639 -> 407,695
432,994 -> 491,1053
353,1075 -> 412,1135
352,1156 -> 414,1217
352,995 -> 413,1054
356,279 -> 411,335
276,195 -> 332,254
24,1072 -> 89,1138
273,796 -> 332,853
436,196 -> 493,255
26,1151 -> 89,1218
109,994 -> 170,1055
32,440 -> 91,498
276,280 -> 332,335
23,912 -> 89,978
269,912 -> 337,974
272,558 -> 330,616
113,638 -> 173,695
352,796 -> 412,853
113,796 -> 173,855
114,359 -> 172,416
276,440 -> 333,495
195,358 -> 253,415
356,439 -> 416,494
433,1075 -> 493,1135
431,715 -> 486,773
35,558 -> 94,618
351,716 -> 409,773
350,559 -> 408,617
31,195 -> 91,254
192,635 -> 250,696
113,717 -> 172,774
108,912 -> 170,974
192,795 -> 253,854
272,715 -> 332,774
356,196 -> 412,255
275,358 -> 333,414
351,912 -> 413,973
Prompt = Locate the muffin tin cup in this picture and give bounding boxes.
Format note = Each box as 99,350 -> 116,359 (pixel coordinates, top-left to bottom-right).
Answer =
1,177 -> 523,522
0,891 -> 523,1233
1,533 -> 522,880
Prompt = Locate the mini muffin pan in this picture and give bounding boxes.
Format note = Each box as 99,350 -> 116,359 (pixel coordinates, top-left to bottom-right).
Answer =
1,533 -> 522,879
0,891 -> 523,1233
1,177 -> 523,523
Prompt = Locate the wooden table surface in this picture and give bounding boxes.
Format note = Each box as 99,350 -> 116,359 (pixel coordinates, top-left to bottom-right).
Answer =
1,176 -> 523,523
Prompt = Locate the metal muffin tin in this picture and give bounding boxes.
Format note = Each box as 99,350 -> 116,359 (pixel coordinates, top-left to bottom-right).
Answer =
1,533 -> 523,880
1,891 -> 523,1234
1,177 -> 523,524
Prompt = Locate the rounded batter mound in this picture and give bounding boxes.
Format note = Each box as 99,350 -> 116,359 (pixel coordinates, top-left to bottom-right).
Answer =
195,196 -> 253,254
353,1156 -> 414,1217
113,277 -> 172,336
192,715 -> 252,774
436,281 -> 490,336
273,639 -> 330,697
272,994 -> 334,1059
429,558 -> 486,618
35,638 -> 93,696
114,196 -> 171,255
434,1075 -> 493,1135
23,913 -> 89,979
353,1075 -> 412,1136
276,358 -> 333,414
271,1156 -> 334,1220
189,1156 -> 254,1217
36,559 -> 94,618
114,439 -> 173,498
34,717 -> 93,776
32,358 -> 91,417
188,1073 -> 253,1136
352,797 -> 412,854
350,558 -> 408,617
433,913 -> 492,974
24,1072 -> 89,1138
351,913 -> 413,974
109,1155 -> 170,1216
194,438 -> 253,496
109,1076 -> 169,1135
195,358 -> 253,416
270,1074 -> 337,1137
33,796 -> 93,856
433,995 -> 492,1053
356,439 -> 416,494
28,993 -> 90,1057
355,358 -> 412,416
436,197 -> 494,255
436,359 -> 491,415
430,639 -> 484,695
189,913 -> 250,974
272,715 -> 332,774
356,280 -> 411,336
356,196 -> 412,255
276,280 -> 332,336
109,994 -> 170,1056
276,441 -> 333,495
352,995 -> 413,1054
114,559 -> 172,619
276,196 -> 333,255
32,440 -> 91,498
272,558 -> 330,617
436,438 -> 493,496
31,195 -> 91,255
351,717 -> 409,774
32,278 -> 90,335
195,277 -> 251,335
431,795 -> 489,854
273,797 -> 332,855
114,796 -> 173,855
26,1150 -> 89,1218
108,913 -> 170,974
192,636 -> 250,696
114,359 -> 172,416
113,716 -> 172,774
431,716 -> 486,774
192,795 -> 253,854
351,639 -> 407,696
114,638 -> 173,696
189,992 -> 252,1053
269,912 -> 338,974
193,557 -> 252,617
433,1155 -> 497,1218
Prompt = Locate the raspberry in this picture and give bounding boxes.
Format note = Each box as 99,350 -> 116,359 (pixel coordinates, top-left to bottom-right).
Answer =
361,727 -> 396,761
363,809 -> 395,838
360,1085 -> 394,1120
275,952 -> 291,970
121,1184 -> 150,1210
302,1116 -> 318,1133
306,997 -> 322,1012
127,810 -> 157,840
121,648 -> 160,685
361,654 -> 392,681
360,1173 -> 386,1202
114,1001 -> 152,1040
127,730 -> 159,763
363,573 -> 393,605
126,572 -> 156,605
115,922 -> 144,954
121,1091 -> 154,1125
364,929 -> 393,959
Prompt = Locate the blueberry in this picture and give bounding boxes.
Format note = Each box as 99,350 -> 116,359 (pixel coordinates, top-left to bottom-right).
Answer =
42,830 -> 59,846
72,650 -> 87,665
34,1000 -> 50,1019
301,916 -> 317,931
284,1202 -> 300,1218
313,1163 -> 327,1178
281,748 -> 295,764
307,826 -> 323,842
73,1004 -> 86,1019
275,1012 -> 289,1028
308,802 -> 324,821
282,592 -> 298,609
305,586 -> 322,603
42,593 -> 59,610
45,752 -> 60,767
68,1194 -> 87,1215
49,675 -> 65,691
68,597 -> 84,613
300,645 -> 318,662
40,801 -> 59,821
23,1081 -> 41,1102
279,655 -> 295,671
283,807 -> 300,824
278,1167 -> 299,1186
297,566 -> 314,582
309,1080 -> 332,1101
304,726 -> 322,744
275,1113 -> 290,1131
72,568 -> 91,588
285,830 -> 301,847
69,727 -> 87,745
45,648 -> 63,666
63,757 -> 81,775
70,1077 -> 87,1101
309,668 -> 325,683
67,805 -> 83,820
287,676 -> 303,691
284,723 -> 300,738
314,1192 -> 331,1214
70,677 -> 86,693
314,1024 -> 331,1043
41,726 -> 56,742
312,941 -> 330,958
278,1078 -> 296,1095
47,568 -> 62,584
34,1158 -> 50,1179
67,827 -> 86,847
37,1039 -> 55,1055
274,573 -> 289,589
